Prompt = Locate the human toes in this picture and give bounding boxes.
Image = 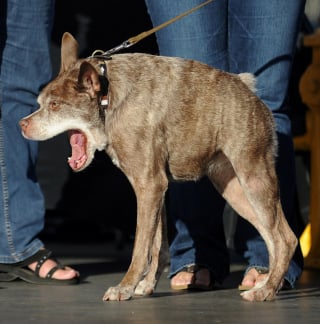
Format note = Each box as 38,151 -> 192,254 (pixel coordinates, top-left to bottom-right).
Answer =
239,268 -> 268,291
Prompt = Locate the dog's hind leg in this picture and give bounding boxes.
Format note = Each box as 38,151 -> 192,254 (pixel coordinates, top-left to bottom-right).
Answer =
207,152 -> 297,301
235,169 -> 297,302
103,172 -> 168,301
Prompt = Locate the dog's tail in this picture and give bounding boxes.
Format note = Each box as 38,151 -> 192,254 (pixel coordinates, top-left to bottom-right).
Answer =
238,73 -> 256,93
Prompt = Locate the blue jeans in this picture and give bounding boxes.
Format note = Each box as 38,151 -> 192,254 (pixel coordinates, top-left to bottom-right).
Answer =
0,0 -> 55,263
145,0 -> 305,285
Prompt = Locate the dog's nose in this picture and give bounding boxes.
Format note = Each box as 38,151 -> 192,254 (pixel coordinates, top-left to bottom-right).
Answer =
19,119 -> 29,131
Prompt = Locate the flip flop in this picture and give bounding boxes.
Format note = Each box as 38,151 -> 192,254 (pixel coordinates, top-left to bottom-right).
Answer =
0,248 -> 79,285
171,264 -> 214,291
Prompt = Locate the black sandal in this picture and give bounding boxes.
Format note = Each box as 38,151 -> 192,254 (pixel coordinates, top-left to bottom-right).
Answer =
0,248 -> 79,285
170,264 -> 214,291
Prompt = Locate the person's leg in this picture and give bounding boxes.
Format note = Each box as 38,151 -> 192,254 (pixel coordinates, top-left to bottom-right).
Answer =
145,0 -> 228,68
0,0 -> 78,281
145,0 -> 230,285
168,178 -> 229,284
0,0 -> 53,264
229,0 -> 305,288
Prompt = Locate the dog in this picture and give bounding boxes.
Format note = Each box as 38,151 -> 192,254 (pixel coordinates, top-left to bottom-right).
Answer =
20,32 -> 297,302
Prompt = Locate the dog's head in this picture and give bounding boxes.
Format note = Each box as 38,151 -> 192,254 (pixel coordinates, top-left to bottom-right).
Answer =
20,32 -> 108,171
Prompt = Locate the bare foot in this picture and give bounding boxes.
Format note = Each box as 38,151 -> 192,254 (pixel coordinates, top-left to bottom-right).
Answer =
171,267 -> 211,290
239,268 -> 268,291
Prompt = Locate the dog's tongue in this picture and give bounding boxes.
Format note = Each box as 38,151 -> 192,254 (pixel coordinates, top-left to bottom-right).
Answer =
68,130 -> 87,170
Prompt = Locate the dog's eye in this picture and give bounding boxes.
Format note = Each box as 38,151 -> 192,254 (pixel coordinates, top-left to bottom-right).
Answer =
49,101 -> 60,111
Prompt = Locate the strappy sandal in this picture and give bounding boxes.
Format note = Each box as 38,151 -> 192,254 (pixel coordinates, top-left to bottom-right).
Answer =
170,264 -> 214,291
0,248 -> 79,285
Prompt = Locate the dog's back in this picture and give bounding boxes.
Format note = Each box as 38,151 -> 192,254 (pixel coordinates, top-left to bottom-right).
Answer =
104,53 -> 276,181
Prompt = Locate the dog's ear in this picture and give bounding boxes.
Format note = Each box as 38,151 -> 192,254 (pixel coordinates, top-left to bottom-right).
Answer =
60,32 -> 79,73
78,61 -> 101,98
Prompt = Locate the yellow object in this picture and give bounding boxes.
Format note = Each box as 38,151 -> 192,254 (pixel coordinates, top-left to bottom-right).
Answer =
299,223 -> 311,257
295,28 -> 320,269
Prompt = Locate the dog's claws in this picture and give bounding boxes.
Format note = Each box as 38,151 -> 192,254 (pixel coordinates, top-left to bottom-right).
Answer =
134,279 -> 155,296
241,287 -> 276,302
103,286 -> 135,301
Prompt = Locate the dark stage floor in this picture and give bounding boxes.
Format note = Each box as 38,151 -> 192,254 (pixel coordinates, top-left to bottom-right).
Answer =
0,241 -> 319,324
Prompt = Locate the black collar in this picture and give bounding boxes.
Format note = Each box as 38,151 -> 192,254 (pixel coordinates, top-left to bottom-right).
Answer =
97,61 -> 109,120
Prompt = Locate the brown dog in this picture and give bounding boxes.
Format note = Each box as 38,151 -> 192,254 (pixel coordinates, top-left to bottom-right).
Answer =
20,32 -> 297,302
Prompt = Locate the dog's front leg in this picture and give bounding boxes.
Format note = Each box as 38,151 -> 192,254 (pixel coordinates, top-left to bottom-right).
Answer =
103,176 -> 168,301
134,205 -> 169,296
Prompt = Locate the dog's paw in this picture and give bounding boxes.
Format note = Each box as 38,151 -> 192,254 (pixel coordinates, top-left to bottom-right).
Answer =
102,285 -> 135,301
240,286 -> 276,302
134,279 -> 155,296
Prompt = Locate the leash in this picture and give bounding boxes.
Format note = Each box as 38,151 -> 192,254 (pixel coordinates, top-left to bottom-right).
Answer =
91,0 -> 214,115
89,0 -> 214,59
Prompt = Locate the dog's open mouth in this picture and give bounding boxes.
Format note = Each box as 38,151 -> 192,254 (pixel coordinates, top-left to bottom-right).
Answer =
68,130 -> 88,171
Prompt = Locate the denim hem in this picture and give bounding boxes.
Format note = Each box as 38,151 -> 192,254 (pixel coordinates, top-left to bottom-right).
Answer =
0,239 -> 44,264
